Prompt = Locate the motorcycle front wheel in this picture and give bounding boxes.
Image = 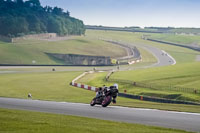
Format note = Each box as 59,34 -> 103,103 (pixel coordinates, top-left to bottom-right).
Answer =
90,98 -> 96,106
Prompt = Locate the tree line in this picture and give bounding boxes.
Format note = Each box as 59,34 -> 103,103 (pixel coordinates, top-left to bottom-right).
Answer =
0,0 -> 85,37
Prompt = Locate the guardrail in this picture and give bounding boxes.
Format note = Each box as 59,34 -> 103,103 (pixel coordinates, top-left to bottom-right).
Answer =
118,93 -> 200,105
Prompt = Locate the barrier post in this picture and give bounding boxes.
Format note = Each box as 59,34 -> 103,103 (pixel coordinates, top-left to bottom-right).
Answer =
140,96 -> 143,100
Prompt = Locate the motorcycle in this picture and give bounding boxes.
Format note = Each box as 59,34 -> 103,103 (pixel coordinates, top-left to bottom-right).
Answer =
90,86 -> 118,107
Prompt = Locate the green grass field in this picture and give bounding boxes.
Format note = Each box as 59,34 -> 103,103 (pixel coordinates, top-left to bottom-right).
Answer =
0,36 -> 127,65
86,30 -> 200,63
78,73 -> 200,113
112,62 -> 200,102
112,62 -> 200,89
147,33 -> 200,46
0,70 -> 200,113
0,71 -> 94,102
0,108 -> 191,133
1,30 -> 200,132
78,62 -> 200,102
2,29 -> 199,65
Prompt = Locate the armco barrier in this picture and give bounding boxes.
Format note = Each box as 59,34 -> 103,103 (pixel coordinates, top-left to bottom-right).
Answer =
118,93 -> 200,105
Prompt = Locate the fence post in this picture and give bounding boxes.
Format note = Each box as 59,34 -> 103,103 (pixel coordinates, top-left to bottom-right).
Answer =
140,96 -> 143,100
194,89 -> 197,94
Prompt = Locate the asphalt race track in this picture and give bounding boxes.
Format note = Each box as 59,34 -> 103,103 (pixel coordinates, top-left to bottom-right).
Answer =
0,97 -> 199,132
139,44 -> 176,67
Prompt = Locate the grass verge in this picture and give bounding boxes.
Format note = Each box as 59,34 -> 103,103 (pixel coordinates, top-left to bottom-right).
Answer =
0,108 -> 192,133
0,36 -> 127,65
147,33 -> 200,46
0,70 -> 200,113
0,71 -> 94,103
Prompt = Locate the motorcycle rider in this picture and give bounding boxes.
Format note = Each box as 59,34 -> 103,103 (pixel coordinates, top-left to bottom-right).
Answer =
95,87 -> 103,98
102,84 -> 118,104
95,85 -> 108,97
95,84 -> 118,103
110,83 -> 118,104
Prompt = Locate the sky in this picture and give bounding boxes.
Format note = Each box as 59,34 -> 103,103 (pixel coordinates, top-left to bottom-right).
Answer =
40,0 -> 200,28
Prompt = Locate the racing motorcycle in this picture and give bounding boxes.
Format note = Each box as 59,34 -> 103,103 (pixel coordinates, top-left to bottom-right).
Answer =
90,86 -> 118,107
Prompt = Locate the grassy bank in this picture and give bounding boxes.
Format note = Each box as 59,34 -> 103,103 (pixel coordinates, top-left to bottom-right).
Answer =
147,33 -> 200,46
0,108 -> 192,133
0,36 -> 127,65
0,70 -> 200,113
112,62 -> 200,90
86,30 -> 200,63
2,29 -> 199,65
78,63 -> 200,102
77,63 -> 200,113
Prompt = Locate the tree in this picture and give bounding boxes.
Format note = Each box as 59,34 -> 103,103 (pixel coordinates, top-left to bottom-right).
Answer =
15,17 -> 29,34
64,10 -> 70,17
0,0 -> 85,36
47,16 -> 62,34
26,14 -> 41,32
0,16 -> 28,36
15,0 -> 24,5
44,6 -> 53,13
52,7 -> 63,15
26,0 -> 40,7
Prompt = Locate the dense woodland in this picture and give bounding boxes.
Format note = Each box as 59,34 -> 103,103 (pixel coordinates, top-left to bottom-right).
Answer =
0,0 -> 85,37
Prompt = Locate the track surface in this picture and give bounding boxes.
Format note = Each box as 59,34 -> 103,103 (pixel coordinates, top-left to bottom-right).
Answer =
139,44 -> 176,67
0,97 -> 199,132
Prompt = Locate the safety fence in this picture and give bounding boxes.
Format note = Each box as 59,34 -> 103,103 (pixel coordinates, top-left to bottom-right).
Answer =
107,78 -> 200,94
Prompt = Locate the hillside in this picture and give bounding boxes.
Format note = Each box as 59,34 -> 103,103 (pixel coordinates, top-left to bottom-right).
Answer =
0,0 -> 85,37
1,29 -> 200,65
145,33 -> 200,46
0,36 -> 127,65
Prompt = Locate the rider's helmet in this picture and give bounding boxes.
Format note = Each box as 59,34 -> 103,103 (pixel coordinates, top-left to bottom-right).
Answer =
113,83 -> 118,89
99,87 -> 102,91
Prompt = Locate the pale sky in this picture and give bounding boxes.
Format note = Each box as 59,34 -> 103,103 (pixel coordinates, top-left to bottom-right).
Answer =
40,0 -> 200,28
